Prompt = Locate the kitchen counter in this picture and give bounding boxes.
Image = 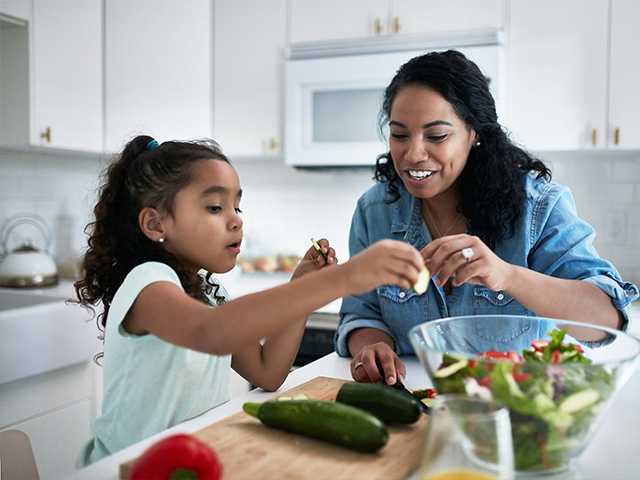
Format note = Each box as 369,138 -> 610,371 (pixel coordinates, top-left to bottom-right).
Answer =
216,270 -> 342,314
73,352 -> 640,480
7,271 -> 342,314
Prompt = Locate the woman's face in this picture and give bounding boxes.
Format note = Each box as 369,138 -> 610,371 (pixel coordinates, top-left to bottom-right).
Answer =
388,84 -> 477,200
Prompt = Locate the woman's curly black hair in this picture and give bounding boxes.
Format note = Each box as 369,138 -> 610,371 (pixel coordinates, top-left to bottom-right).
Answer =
74,135 -> 229,338
374,50 -> 551,249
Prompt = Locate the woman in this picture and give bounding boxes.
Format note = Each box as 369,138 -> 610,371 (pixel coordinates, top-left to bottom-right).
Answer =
335,50 -> 639,385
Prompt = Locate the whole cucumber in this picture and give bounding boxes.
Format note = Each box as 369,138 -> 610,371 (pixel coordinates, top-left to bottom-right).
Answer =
336,382 -> 422,424
243,399 -> 388,453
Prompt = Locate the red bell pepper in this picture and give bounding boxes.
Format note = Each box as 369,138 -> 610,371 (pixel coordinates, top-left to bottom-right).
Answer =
130,434 -> 222,480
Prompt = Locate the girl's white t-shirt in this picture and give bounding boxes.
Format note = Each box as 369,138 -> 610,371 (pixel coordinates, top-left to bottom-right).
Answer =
81,261 -> 231,466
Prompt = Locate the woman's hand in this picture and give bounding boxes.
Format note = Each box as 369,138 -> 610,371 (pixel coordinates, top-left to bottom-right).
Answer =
420,234 -> 514,291
343,239 -> 424,296
290,238 -> 337,280
350,341 -> 407,385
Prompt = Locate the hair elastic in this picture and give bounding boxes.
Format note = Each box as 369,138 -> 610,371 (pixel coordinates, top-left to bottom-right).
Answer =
146,139 -> 160,150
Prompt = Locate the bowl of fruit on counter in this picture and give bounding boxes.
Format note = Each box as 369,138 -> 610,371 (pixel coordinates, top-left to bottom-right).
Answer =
408,315 -> 640,475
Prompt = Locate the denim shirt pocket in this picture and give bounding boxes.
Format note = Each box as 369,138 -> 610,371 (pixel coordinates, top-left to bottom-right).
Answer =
377,285 -> 427,333
473,287 -> 532,343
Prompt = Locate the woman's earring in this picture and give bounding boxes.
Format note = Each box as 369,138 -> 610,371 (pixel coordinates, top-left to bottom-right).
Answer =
475,141 -> 481,147
158,237 -> 165,243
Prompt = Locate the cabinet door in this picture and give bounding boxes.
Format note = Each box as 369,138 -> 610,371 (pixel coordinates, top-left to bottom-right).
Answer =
609,0 -> 640,148
105,0 -> 212,152
507,0 -> 609,150
392,0 -> 505,35
289,0 -> 389,43
0,0 -> 31,21
31,0 -> 103,151
214,0 -> 286,157
4,398 -> 92,480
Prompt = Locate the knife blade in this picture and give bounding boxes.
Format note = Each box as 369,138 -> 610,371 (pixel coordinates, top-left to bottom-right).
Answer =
391,378 -> 431,415
373,357 -> 430,414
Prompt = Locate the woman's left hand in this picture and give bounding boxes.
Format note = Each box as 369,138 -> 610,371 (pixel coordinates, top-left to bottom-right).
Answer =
420,234 -> 514,291
290,238 -> 337,280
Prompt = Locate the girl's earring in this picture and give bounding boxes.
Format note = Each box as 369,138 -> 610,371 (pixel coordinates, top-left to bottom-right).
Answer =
475,141 -> 481,147
158,237 -> 165,243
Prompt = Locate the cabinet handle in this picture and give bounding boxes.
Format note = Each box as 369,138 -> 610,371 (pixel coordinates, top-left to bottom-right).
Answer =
614,127 -> 620,145
266,137 -> 280,153
392,16 -> 401,33
591,128 -> 597,146
40,127 -> 51,143
374,18 -> 383,35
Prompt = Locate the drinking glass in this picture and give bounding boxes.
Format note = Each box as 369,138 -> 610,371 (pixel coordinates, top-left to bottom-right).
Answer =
415,395 -> 514,480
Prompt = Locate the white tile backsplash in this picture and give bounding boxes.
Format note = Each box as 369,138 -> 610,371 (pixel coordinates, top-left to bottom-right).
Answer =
1,147 -> 639,288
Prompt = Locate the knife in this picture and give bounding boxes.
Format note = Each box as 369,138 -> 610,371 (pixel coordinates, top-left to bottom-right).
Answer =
374,357 -> 430,414
391,378 -> 431,415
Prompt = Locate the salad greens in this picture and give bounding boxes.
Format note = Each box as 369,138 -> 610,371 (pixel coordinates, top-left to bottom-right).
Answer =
433,329 -> 615,471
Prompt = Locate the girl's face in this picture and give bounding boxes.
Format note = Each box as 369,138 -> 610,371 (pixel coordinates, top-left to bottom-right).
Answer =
162,160 -> 243,274
388,84 -> 477,200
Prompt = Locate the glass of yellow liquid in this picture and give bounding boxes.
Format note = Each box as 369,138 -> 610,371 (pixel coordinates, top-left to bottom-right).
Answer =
416,395 -> 514,480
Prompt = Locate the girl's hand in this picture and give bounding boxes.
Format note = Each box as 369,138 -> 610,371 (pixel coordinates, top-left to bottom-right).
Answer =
290,238 -> 337,280
350,342 -> 406,385
420,234 -> 514,291
343,239 -> 424,295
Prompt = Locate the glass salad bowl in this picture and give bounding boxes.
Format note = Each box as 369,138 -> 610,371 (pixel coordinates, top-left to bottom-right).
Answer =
408,315 -> 640,475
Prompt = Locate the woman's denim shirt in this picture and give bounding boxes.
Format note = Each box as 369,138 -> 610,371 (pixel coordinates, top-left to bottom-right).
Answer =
335,173 -> 639,356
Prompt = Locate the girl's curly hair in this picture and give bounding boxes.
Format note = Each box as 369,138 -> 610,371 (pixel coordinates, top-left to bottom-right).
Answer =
374,50 -> 551,249
74,135 -> 229,336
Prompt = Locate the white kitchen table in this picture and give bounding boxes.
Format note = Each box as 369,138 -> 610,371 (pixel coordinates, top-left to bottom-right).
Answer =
72,352 -> 639,480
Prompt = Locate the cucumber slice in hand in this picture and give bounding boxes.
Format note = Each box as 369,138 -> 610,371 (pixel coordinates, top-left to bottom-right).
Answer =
412,267 -> 430,295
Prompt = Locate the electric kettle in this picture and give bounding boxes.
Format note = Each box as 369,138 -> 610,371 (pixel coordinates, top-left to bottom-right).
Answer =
0,214 -> 58,288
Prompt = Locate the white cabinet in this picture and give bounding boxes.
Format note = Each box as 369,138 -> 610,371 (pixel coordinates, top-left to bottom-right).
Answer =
105,0 -> 212,152
7,399 -> 92,480
31,0 -> 103,152
507,0 -> 609,150
392,0 -> 505,36
288,0 -> 388,43
0,363 -> 95,480
609,0 -> 640,149
0,15 -> 29,147
0,0 -> 31,21
213,0 -> 286,157
289,0 -> 504,43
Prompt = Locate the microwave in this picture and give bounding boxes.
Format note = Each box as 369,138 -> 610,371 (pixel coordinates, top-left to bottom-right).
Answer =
284,31 -> 504,167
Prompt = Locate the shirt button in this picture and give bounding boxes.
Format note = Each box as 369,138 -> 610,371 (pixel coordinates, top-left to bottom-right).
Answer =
399,291 -> 406,299
497,293 -> 505,301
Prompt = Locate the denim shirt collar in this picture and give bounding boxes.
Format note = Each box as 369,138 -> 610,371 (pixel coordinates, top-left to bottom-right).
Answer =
390,181 -> 432,249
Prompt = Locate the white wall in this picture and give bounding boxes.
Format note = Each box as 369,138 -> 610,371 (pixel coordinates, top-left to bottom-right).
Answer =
0,149 -> 639,287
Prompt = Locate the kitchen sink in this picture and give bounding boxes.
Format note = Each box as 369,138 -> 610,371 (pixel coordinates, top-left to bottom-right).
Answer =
0,290 -> 67,311
0,289 -> 97,384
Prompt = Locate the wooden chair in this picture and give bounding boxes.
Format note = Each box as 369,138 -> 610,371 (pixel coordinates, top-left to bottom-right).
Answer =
0,429 -> 39,480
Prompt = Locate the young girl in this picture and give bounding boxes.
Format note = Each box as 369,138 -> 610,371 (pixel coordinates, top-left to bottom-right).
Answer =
75,135 -> 425,465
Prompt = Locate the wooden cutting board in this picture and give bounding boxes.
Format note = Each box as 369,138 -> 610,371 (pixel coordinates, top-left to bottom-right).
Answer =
120,376 -> 428,479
